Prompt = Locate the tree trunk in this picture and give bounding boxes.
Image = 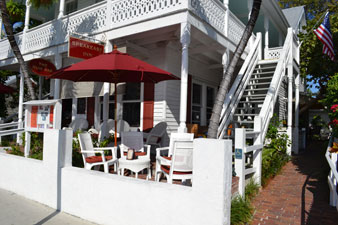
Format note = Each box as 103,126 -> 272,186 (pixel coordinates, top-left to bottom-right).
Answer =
207,0 -> 262,138
0,0 -> 36,100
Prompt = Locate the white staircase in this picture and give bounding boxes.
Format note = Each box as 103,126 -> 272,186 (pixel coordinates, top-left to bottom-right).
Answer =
218,28 -> 298,198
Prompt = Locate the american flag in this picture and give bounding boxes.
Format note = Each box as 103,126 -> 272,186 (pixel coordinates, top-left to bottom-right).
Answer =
314,12 -> 335,61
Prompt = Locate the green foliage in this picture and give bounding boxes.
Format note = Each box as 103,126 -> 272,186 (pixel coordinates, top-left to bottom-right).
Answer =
29,132 -> 43,160
6,144 -> 24,157
262,116 -> 291,186
231,179 -> 259,225
321,73 -> 338,108
6,0 -> 25,22
29,0 -> 58,9
231,196 -> 253,225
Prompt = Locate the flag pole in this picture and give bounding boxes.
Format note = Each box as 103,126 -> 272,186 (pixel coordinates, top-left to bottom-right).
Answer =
299,9 -> 329,47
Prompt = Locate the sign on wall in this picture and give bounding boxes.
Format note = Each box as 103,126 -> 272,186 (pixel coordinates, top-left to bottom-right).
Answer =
24,100 -> 61,132
68,36 -> 105,60
29,59 -> 56,76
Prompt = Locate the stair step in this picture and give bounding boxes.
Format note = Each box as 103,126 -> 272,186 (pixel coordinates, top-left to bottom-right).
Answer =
234,113 -> 258,116
252,71 -> 274,75
250,76 -> 273,80
239,100 -> 264,103
254,65 -> 276,70
237,120 -> 255,124
242,94 -> 266,97
247,82 -> 271,86
244,88 -> 269,91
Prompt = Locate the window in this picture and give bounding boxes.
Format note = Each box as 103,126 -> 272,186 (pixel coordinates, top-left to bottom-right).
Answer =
122,83 -> 141,127
192,83 -> 202,124
77,98 -> 86,114
65,0 -> 78,15
206,86 -> 215,122
101,83 -> 141,127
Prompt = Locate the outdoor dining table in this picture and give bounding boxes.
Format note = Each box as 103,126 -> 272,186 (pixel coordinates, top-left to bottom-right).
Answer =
118,157 -> 151,180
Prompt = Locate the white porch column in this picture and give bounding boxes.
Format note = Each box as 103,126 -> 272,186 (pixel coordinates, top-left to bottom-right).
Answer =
287,51 -> 293,156
100,42 -> 113,140
264,15 -> 269,59
71,98 -> 77,122
58,0 -> 65,19
16,72 -> 24,144
0,18 -> 3,39
54,54 -> 62,99
178,22 -> 191,133
94,96 -> 100,129
293,74 -> 300,154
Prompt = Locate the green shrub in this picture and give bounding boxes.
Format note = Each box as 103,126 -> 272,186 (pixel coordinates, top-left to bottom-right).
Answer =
231,196 -> 253,225
261,115 -> 291,186
230,179 -> 259,225
6,144 -> 24,156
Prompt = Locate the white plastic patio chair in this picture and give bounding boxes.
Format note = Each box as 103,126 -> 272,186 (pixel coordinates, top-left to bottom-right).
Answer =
156,138 -> 194,184
155,133 -> 194,182
109,120 -> 131,138
69,118 -> 89,131
120,131 -> 150,160
143,122 -> 167,147
78,132 -> 118,173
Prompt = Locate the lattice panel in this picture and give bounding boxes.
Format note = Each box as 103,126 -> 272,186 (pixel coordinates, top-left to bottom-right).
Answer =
61,5 -> 107,42
25,24 -> 56,52
190,0 -> 225,34
109,0 -> 182,26
228,12 -> 245,45
266,49 -> 281,60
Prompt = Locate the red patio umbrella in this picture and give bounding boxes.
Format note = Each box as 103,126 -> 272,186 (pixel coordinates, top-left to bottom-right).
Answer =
0,83 -> 15,94
49,48 -> 179,146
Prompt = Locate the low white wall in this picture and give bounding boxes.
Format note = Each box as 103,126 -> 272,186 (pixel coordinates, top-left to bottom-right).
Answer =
0,130 -> 232,225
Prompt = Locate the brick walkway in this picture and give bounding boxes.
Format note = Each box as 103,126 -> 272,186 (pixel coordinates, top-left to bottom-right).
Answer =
251,141 -> 338,225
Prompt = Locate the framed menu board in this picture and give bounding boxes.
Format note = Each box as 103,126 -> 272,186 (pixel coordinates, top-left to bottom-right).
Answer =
24,100 -> 61,132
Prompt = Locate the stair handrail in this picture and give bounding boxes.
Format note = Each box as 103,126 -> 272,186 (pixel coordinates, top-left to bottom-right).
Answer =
217,33 -> 262,138
256,28 -> 293,140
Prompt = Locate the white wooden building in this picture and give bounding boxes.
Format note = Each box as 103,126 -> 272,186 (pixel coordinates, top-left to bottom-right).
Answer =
0,0 -> 305,152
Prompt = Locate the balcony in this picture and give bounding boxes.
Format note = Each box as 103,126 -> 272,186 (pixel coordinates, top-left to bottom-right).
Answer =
0,0 -> 246,63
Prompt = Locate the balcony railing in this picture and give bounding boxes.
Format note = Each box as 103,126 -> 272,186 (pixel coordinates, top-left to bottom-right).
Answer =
0,0 -> 247,62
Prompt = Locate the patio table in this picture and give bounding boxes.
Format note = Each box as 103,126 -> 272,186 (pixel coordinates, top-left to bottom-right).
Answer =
118,158 -> 151,180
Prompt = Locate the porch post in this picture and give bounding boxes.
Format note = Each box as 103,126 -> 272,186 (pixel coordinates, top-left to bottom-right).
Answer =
294,73 -> 300,154
178,22 -> 191,133
58,0 -> 65,18
101,42 -> 113,140
16,72 -> 24,145
264,15 -> 269,59
94,96 -> 100,130
287,37 -> 293,155
54,54 -> 62,99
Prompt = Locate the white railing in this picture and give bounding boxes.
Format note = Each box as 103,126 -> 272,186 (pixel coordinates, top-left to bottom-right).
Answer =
234,127 -> 263,197
326,138 -> 338,210
190,0 -> 226,34
0,0 -> 248,62
0,122 -> 24,143
265,47 -> 282,60
217,33 -> 262,139
233,28 -> 296,197
258,28 -> 293,141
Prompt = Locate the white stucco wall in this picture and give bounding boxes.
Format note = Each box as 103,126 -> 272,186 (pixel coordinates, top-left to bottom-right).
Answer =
0,130 -> 232,225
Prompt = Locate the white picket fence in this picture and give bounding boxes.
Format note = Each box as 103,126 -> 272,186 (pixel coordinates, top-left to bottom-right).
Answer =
326,138 -> 338,210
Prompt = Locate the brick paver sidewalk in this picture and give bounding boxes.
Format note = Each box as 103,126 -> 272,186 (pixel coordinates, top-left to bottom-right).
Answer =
251,141 -> 338,225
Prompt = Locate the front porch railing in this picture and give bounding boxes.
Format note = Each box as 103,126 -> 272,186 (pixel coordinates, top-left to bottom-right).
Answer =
0,0 -> 247,62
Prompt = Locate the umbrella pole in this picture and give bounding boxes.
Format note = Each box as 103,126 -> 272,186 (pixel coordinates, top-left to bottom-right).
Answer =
114,82 -> 117,147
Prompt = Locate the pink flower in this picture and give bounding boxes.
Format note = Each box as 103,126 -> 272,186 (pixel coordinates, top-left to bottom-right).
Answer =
331,104 -> 338,112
